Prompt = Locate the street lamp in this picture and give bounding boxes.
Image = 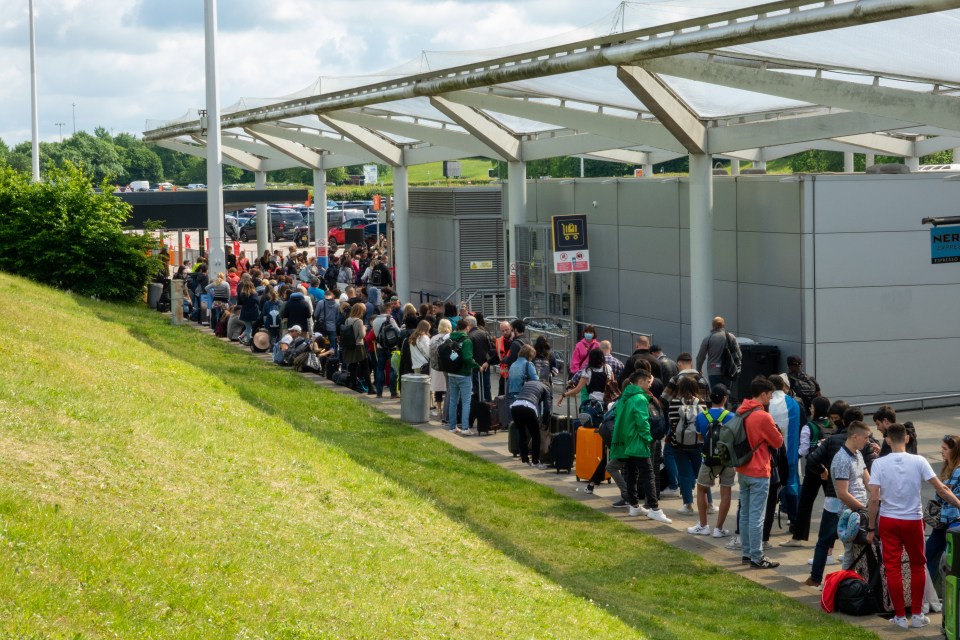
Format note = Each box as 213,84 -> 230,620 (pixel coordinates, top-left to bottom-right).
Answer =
55,122 -> 65,142
72,103 -> 77,134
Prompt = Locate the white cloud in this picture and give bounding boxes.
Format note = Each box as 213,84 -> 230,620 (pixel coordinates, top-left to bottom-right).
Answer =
0,0 -> 615,145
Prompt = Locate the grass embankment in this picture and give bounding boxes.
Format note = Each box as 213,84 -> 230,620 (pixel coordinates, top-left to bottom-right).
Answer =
0,272 -> 874,639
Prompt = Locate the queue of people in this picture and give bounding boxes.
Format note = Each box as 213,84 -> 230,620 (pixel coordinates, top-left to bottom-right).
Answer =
173,265 -> 955,628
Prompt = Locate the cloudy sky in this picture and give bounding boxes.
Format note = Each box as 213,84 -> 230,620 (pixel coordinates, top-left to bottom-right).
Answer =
0,0 -> 639,146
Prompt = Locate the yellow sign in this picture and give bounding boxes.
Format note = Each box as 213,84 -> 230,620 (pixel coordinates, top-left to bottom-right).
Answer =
470,260 -> 493,270
561,222 -> 580,241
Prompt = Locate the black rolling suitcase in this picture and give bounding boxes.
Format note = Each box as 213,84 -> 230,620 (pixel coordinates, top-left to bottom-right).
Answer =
475,400 -> 492,435
550,431 -> 574,474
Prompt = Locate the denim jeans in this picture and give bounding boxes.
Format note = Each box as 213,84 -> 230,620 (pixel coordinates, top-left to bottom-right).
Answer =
674,445 -> 702,505
662,442 -> 680,491
447,373 -> 473,430
739,474 -> 771,563
326,330 -> 338,358
926,527 -> 947,581
241,320 -> 254,341
809,509 -> 839,583
375,348 -> 397,396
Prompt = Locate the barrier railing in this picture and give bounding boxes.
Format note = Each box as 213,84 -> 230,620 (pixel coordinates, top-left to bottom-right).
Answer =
856,393 -> 960,412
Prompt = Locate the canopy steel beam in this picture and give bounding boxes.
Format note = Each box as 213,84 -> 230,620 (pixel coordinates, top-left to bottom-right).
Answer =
330,109 -> 499,158
832,132 -> 915,155
522,133 -> 647,162
190,135 -> 266,172
617,65 -> 707,154
244,127 -> 324,168
577,149 -> 650,165
916,135 -> 960,156
429,96 -> 521,161
443,90 -> 687,154
316,115 -> 404,166
645,56 -> 960,134
145,0 -> 960,141
708,111 -> 917,154
246,123 -> 378,165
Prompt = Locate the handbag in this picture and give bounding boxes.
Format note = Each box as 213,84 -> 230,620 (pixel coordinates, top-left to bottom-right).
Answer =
602,365 -> 620,404
924,498 -> 945,530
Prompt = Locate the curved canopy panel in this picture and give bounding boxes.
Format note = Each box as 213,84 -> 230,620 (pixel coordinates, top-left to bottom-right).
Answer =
144,0 -> 960,167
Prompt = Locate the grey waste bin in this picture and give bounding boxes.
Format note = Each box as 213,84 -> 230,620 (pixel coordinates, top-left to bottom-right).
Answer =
147,282 -> 163,309
400,374 -> 431,424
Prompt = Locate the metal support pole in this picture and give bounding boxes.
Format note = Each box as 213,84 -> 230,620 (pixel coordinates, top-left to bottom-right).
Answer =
177,230 -> 184,268
313,168 -> 328,268
507,161 -> 527,317
255,170 -> 268,257
203,0 -> 226,277
29,0 -> 40,183
754,160 -> 767,172
906,156 -> 920,172
642,163 -> 654,177
393,165 -> 410,302
866,153 -> 876,168
843,152 -> 855,173
954,147 -> 960,164
730,159 -> 740,175
689,154 -> 714,354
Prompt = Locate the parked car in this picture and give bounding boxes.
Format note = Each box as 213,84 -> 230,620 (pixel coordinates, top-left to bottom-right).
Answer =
328,217 -> 370,245
364,222 -> 387,240
186,183 -> 207,190
237,208 -> 304,242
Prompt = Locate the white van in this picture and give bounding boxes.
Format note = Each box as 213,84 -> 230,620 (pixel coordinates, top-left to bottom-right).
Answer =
129,180 -> 151,192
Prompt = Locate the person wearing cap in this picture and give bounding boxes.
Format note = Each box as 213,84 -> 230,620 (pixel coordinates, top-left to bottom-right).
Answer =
687,384 -> 734,538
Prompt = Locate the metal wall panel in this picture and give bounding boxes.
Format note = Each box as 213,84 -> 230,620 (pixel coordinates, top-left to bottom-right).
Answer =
618,226 -> 682,275
574,180 -> 619,226
736,231 -> 803,288
815,285 -> 960,343
736,282 -> 803,344
737,178 -> 802,233
618,180 -> 680,229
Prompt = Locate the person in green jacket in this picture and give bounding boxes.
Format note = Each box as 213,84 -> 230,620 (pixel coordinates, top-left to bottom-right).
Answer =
447,319 -> 479,435
611,370 -> 672,524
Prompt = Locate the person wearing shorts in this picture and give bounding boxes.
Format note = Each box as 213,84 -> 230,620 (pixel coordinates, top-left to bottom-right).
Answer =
686,384 -> 734,538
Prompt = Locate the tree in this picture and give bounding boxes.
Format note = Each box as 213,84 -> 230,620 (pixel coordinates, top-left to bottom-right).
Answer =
124,146 -> 165,183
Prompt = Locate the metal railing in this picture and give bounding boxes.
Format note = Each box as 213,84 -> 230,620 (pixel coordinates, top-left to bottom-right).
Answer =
569,320 -> 652,364
856,393 -> 960,412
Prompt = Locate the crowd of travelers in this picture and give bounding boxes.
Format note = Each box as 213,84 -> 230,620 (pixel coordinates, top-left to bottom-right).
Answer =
171,251 -> 955,629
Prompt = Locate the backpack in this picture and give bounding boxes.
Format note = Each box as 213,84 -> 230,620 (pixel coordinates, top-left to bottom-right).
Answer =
340,321 -> 358,349
324,263 -> 340,288
648,397 -> 667,441
262,301 -> 281,329
721,331 -> 740,380
377,320 -> 401,350
788,372 -> 818,406
716,406 -> 762,467
370,265 -> 384,287
272,341 -> 286,365
670,399 -> 702,449
283,337 -> 310,366
598,404 -> 617,448
438,336 -> 467,373
701,409 -> 730,467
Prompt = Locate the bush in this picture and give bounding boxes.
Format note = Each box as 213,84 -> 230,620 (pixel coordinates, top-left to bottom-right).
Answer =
0,162 -> 160,301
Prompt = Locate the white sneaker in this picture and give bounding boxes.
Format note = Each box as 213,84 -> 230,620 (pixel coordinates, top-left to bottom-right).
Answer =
708,504 -> 719,514
725,535 -> 741,550
629,504 -> 649,517
911,613 -> 930,628
535,463 -> 549,470
687,524 -> 711,536
929,600 -> 943,613
660,487 -> 680,498
891,616 -> 908,629
676,504 -> 694,515
807,556 -> 836,566
712,527 -> 730,538
461,428 -> 476,437
648,509 -> 673,524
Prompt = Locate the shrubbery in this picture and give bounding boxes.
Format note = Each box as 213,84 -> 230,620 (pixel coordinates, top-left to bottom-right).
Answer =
0,163 -> 160,302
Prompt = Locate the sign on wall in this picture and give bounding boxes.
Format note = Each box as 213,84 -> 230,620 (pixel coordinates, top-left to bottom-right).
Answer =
551,214 -> 590,273
363,165 -> 378,185
931,225 -> 960,264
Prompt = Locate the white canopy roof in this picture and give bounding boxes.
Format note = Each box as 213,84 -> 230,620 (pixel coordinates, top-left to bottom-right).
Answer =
144,0 -> 960,171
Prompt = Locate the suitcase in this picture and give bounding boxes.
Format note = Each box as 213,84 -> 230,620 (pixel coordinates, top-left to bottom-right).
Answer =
508,422 -> 523,457
324,357 -> 341,380
475,401 -> 492,435
575,425 -> 609,482
496,395 -> 512,432
549,414 -> 574,435
550,431 -> 573,474
487,401 -> 501,430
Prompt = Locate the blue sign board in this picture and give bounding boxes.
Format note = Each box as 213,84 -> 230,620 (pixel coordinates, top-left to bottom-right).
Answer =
931,225 -> 960,264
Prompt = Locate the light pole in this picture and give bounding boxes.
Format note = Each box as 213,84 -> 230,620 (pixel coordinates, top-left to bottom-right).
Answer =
29,0 -> 40,182
72,103 -> 76,134
55,122 -> 65,142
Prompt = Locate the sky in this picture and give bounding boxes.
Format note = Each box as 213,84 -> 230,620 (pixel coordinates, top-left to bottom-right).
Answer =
0,0 -> 635,146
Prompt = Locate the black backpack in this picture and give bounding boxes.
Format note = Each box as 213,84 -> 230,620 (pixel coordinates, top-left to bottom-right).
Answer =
648,398 -> 667,440
339,321 -> 358,348
834,577 -> 876,616
438,336 -> 467,373
324,263 -> 340,289
788,372 -> 818,406
701,409 -> 730,467
377,320 -> 401,350
370,265 -> 384,287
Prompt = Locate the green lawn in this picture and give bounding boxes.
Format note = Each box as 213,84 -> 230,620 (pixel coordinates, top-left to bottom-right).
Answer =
0,272 -> 876,639
405,159 -> 494,183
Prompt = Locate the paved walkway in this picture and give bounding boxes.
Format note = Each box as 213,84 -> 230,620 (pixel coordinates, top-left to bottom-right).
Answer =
199,324 -> 959,639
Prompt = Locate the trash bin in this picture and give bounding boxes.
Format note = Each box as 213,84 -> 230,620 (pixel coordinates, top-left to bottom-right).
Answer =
400,374 -> 431,424
147,282 -> 163,309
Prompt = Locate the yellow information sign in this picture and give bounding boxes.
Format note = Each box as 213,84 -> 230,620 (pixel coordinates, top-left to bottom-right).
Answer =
470,260 -> 493,270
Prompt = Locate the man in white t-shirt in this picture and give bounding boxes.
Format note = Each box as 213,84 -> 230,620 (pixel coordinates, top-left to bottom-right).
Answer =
867,423 -> 960,629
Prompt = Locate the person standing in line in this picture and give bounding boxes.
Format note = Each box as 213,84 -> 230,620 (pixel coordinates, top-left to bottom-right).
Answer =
867,423 -> 960,630
696,316 -> 741,391
736,376 -> 783,569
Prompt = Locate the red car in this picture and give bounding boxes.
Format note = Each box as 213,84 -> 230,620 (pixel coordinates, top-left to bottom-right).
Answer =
328,217 -> 369,245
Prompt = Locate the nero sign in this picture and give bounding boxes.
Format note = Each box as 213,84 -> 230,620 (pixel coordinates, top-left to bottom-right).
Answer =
931,225 -> 960,264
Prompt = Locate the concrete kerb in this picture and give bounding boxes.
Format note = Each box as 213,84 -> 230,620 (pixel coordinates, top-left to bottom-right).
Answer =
190,320 -> 949,639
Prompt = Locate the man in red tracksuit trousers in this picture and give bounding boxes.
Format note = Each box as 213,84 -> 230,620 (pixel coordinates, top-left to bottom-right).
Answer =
737,376 -> 784,569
